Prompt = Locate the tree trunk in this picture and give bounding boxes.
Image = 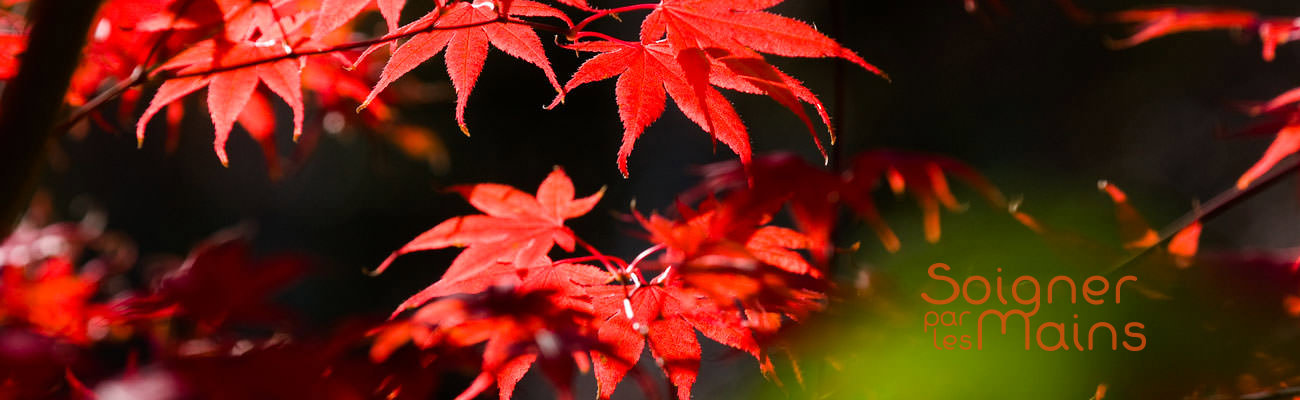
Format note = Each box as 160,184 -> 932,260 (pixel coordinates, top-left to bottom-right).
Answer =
0,0 -> 103,237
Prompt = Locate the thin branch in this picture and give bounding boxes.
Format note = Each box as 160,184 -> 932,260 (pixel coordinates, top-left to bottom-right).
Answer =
54,0 -> 202,132
1195,385 -> 1300,400
1103,156 -> 1300,276
55,15 -> 570,130
572,235 -> 626,273
626,243 -> 664,274
166,17 -> 564,80
1238,386 -> 1300,400
52,0 -> 209,132
54,67 -> 146,132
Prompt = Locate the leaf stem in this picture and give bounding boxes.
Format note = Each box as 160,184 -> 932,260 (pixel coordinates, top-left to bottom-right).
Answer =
626,243 -> 665,274
166,17 -> 557,80
570,236 -> 645,326
572,235 -> 627,274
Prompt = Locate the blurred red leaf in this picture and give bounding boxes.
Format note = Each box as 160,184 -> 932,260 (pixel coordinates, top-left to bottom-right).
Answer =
1108,8 -> 1258,49
122,237 -> 306,331
694,151 -> 1005,255
378,280 -> 613,400
0,258 -> 107,344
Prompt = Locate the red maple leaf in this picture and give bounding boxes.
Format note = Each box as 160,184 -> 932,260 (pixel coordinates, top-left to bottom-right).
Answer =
1108,7 -> 1300,62
1100,182 -> 1202,265
1258,18 -> 1300,61
553,40 -> 752,176
639,1 -> 885,79
1107,9 -> 1300,190
635,195 -> 827,316
374,167 -> 603,314
552,0 -> 884,176
584,279 -> 764,400
691,153 -> 848,261
558,190 -> 830,400
1236,87 -> 1300,189
368,262 -> 611,362
0,33 -> 22,80
1168,220 -> 1202,268
1010,181 -> 1204,271
642,0 -> 883,159
359,0 -> 567,135
67,0 -> 173,106
302,54 -> 392,127
135,2 -> 310,166
1097,181 -> 1159,250
1107,8 -> 1258,49
844,150 -> 1007,248
376,273 -> 615,400
1238,124 -> 1300,189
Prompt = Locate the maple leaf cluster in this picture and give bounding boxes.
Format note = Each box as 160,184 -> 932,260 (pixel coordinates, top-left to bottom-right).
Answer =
0,193 -> 435,398
369,157 -> 1011,399
0,0 -> 887,179
0,156 -> 1011,399
0,0 -> 1249,397
3,0 -> 1297,397
0,0 -> 931,397
0,214 -> 454,399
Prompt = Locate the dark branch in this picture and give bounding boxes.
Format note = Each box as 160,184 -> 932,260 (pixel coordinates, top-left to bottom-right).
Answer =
1104,156 -> 1300,276
55,15 -> 568,130
0,0 -> 104,237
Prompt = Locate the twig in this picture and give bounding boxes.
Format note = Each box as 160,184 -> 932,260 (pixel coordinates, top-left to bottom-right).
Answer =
1238,385 -> 1300,400
165,17 -> 564,79
1104,156 -> 1300,276
54,14 -> 570,131
53,66 -> 147,132
1194,385 -> 1300,400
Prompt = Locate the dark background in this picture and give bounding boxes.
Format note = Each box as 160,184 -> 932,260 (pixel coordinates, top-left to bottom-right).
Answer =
36,0 -> 1300,398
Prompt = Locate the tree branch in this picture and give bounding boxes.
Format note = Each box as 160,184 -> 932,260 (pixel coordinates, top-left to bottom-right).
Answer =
167,16 -> 527,79
1104,156 -> 1300,276
55,15 -> 569,130
0,0 -> 104,237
